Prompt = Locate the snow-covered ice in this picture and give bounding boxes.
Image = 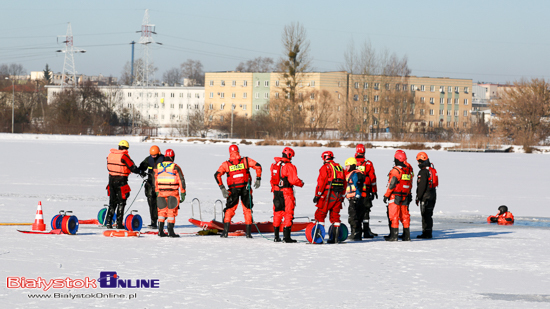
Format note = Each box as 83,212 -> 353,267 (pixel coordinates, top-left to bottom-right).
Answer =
1,134 -> 549,308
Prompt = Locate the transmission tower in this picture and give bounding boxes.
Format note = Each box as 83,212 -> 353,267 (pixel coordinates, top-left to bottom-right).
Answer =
134,9 -> 157,87
56,23 -> 86,90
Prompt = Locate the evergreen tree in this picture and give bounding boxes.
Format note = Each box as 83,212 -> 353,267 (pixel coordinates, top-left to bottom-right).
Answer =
43,64 -> 52,84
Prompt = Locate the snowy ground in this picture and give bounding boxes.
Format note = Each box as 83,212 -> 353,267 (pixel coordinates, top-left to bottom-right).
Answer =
1,134 -> 549,308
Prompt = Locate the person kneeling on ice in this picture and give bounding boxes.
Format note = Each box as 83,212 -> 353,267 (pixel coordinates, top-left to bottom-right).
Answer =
215,145 -> 262,239
487,205 -> 514,225
313,151 -> 346,243
153,149 -> 186,237
270,147 -> 304,243
383,150 -> 414,242
344,157 -> 366,241
106,140 -> 141,229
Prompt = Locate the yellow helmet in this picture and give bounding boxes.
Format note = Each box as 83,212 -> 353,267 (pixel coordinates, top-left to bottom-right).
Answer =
118,140 -> 129,148
345,157 -> 357,167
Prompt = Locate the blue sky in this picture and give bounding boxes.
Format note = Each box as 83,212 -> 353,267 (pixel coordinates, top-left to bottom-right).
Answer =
2,0 -> 549,83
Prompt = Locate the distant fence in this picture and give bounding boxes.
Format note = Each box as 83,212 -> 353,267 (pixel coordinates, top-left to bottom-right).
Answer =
0,124 -> 158,136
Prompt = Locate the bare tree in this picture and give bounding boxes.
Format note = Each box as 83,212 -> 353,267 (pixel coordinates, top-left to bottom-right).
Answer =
162,67 -> 182,85
119,59 -> 158,85
305,89 -> 334,138
236,57 -> 275,72
276,21 -> 312,137
0,63 -> 26,77
180,59 -> 204,86
492,78 -> 550,149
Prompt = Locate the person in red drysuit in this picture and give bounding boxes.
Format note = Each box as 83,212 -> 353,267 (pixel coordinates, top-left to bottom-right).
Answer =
270,147 -> 304,243
487,205 -> 514,225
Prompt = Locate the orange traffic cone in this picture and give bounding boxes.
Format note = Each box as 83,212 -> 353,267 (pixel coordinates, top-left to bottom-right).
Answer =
32,201 -> 46,231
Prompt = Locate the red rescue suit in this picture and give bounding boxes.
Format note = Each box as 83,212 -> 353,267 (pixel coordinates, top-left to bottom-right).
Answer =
154,160 -> 186,224
270,157 -> 304,228
215,151 -> 262,224
314,160 -> 345,224
355,157 -> 377,196
384,163 -> 414,229
487,212 -> 514,225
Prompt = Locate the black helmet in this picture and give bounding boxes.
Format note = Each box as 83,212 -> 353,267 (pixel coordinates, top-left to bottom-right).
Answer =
498,205 -> 508,215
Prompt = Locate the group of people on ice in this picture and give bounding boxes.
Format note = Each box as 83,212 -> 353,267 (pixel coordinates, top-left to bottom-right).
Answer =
105,140 -> 514,242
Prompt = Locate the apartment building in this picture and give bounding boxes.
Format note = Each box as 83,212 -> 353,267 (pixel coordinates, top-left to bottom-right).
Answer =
46,85 -> 204,127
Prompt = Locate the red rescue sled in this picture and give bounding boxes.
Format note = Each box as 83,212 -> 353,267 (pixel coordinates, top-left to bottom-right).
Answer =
188,198 -> 311,233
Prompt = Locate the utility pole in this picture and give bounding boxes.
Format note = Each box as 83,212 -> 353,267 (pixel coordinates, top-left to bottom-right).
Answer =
56,23 -> 86,90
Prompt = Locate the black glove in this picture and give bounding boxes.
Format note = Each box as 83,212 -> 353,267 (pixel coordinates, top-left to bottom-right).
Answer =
254,177 -> 261,189
220,186 -> 229,198
139,171 -> 147,178
180,192 -> 186,203
383,196 -> 389,204
406,194 -> 413,205
313,196 -> 320,204
373,192 -> 378,200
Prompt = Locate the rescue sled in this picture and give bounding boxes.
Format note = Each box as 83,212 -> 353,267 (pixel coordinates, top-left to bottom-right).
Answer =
188,198 -> 311,233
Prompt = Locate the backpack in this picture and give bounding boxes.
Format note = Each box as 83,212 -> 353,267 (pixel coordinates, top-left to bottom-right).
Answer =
270,161 -> 285,188
428,164 -> 439,188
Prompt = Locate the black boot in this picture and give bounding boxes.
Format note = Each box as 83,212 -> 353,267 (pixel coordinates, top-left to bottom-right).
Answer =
273,227 -> 282,242
417,230 -> 433,239
283,227 -> 297,243
220,222 -> 229,238
402,228 -> 411,241
105,209 -> 114,229
245,225 -> 253,238
158,221 -> 167,237
348,226 -> 356,240
168,223 -> 180,238
384,227 -> 399,241
116,218 -> 124,230
363,222 -> 377,238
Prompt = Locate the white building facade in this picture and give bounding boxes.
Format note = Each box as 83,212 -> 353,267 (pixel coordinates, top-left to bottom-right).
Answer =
46,85 -> 205,128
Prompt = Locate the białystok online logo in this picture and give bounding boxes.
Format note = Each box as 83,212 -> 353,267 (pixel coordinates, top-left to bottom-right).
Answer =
7,271 -> 159,291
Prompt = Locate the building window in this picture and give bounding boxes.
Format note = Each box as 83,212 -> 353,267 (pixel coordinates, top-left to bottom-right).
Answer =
255,105 -> 260,110
264,93 -> 269,99
448,86 -> 452,93
420,109 -> 425,115
220,93 -> 225,98
439,109 -> 444,115
255,93 -> 259,99
410,85 -> 415,91
170,93 -> 175,98
429,109 -> 434,115
455,86 -> 459,93
310,93 -> 315,99
242,104 -> 247,110
353,94 -> 359,101
232,93 -> 236,99
464,87 -> 469,93
275,93 -> 279,99
170,104 -> 174,108
311,81 -> 315,87
463,110 -> 468,117
386,83 -> 390,90
209,80 -> 214,86
374,83 -> 380,90
232,80 -> 236,87
354,82 -> 359,89
454,98 -> 459,104
187,93 -> 192,98
179,104 -> 183,109
209,103 -> 213,110
264,81 -> 269,87
420,97 -> 425,102
179,93 -> 183,98
430,85 -> 435,92
256,81 -> 260,87
364,82 -> 368,89
220,115 -> 224,121
243,80 -> 248,87
209,92 -> 214,98
338,94 -> 341,99
363,95 -> 368,102
220,103 -> 225,110
243,92 -> 247,98
374,107 -> 379,114
447,110 -> 451,116
429,97 -> 435,104
464,99 -> 468,105
195,93 -> 200,98
440,98 -> 444,104
221,80 -> 225,87
440,86 -> 445,93
374,95 -> 379,102
127,92 -> 131,97
429,121 -> 434,127
447,98 -> 452,104
275,80 -> 279,87
420,85 -> 426,92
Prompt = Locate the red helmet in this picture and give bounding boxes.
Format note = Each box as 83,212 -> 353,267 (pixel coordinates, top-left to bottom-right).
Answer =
229,145 -> 239,153
394,150 -> 407,162
282,147 -> 295,160
322,151 -> 334,161
416,152 -> 428,161
355,144 -> 365,157
165,149 -> 175,159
